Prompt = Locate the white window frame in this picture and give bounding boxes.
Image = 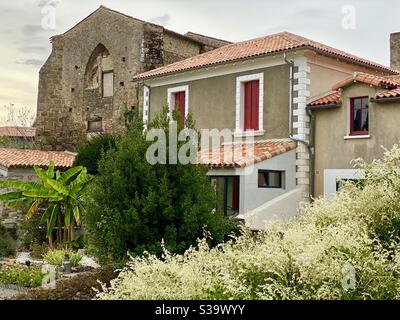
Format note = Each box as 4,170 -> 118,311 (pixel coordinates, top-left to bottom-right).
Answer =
234,73 -> 264,137
323,169 -> 364,199
167,85 -> 189,125
344,96 -> 371,140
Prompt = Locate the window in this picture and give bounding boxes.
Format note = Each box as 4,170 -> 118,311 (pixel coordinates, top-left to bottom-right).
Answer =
210,176 -> 240,216
174,91 -> 186,127
235,73 -> 264,136
258,170 -> 284,188
350,96 -> 369,135
336,178 -> 364,192
102,72 -> 114,97
244,80 -> 259,131
87,119 -> 103,132
167,86 -> 189,127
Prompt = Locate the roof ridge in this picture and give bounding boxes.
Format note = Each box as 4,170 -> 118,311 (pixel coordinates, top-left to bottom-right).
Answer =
185,31 -> 233,44
134,31 -> 399,81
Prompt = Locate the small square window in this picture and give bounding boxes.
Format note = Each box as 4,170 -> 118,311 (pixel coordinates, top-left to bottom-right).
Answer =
87,119 -> 103,132
258,170 -> 284,188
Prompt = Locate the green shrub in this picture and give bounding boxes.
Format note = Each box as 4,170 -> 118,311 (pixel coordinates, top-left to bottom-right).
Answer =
18,213 -> 47,249
43,249 -> 82,268
0,223 -> 15,258
74,134 -> 117,175
84,109 -> 238,263
0,266 -> 44,288
30,242 -> 49,260
98,145 -> 400,300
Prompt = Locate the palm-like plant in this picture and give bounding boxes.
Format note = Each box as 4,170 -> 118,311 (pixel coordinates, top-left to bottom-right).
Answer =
0,162 -> 92,247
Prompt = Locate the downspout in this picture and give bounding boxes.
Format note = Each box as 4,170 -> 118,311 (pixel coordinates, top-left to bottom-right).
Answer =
284,53 -> 315,200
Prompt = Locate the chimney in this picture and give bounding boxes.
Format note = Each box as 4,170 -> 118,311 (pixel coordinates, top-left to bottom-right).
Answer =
390,32 -> 400,70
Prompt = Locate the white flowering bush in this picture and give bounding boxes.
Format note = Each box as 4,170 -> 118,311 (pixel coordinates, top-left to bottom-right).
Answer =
97,145 -> 400,300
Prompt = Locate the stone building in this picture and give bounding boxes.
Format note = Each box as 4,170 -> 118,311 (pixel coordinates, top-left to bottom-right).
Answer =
35,6 -> 230,151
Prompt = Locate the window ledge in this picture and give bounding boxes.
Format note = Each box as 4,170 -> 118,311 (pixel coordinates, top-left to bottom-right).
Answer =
234,130 -> 265,138
344,134 -> 371,140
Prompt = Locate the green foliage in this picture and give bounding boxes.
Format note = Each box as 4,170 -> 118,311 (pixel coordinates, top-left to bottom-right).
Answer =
0,266 -> 44,288
30,242 -> 49,260
98,145 -> 400,300
0,163 -> 93,245
43,249 -> 82,267
84,108 -> 237,263
0,136 -> 35,149
18,213 -> 47,249
0,223 -> 15,258
74,134 -> 117,175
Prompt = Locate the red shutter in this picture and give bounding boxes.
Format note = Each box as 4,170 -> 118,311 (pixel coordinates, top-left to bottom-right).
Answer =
244,82 -> 252,130
251,80 -> 259,131
244,80 -> 259,131
174,92 -> 186,127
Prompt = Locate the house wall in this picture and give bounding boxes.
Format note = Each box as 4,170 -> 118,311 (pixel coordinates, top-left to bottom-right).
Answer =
307,53 -> 384,98
313,83 -> 400,197
35,7 -> 207,151
239,150 -> 297,213
148,64 -> 290,140
206,150 -> 296,215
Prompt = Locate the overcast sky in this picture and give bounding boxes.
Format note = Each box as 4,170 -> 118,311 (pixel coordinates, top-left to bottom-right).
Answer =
0,0 -> 399,124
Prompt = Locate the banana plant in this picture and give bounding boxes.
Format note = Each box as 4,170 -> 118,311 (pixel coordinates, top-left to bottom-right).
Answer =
0,162 -> 93,246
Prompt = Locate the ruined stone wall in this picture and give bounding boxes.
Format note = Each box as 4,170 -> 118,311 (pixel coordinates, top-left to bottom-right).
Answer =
163,32 -> 203,65
36,8 -> 206,151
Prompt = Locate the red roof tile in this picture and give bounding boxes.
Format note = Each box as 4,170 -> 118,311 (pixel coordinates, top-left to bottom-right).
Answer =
374,88 -> 400,100
0,149 -> 76,169
134,32 -> 398,80
332,72 -> 400,90
197,139 -> 297,168
308,91 -> 341,108
0,127 -> 36,138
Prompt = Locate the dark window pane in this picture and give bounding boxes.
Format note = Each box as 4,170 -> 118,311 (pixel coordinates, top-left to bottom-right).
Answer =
258,170 -> 283,188
87,119 -> 102,132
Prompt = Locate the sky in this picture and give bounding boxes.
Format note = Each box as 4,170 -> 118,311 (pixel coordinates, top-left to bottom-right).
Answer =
0,0 -> 399,125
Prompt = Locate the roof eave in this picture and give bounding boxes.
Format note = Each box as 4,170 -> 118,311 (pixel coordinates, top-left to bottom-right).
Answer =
307,103 -> 340,110
371,96 -> 400,103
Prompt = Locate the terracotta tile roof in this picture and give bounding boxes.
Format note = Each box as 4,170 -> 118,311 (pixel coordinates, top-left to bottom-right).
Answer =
0,149 -> 76,169
374,88 -> 400,100
383,75 -> 400,83
134,32 -> 398,80
0,127 -> 36,138
332,72 -> 400,90
308,91 -> 341,108
197,139 -> 296,168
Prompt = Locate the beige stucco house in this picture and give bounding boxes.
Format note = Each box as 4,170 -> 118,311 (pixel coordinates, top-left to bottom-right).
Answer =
133,31 -> 399,229
308,72 -> 400,198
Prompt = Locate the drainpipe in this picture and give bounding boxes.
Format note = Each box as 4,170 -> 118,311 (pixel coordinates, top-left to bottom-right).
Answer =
284,53 -> 315,200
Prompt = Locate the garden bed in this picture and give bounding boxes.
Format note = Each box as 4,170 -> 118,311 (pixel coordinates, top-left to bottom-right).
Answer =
10,267 -> 118,300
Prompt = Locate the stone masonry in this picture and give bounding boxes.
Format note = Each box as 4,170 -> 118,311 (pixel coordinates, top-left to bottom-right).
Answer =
35,6 -> 228,151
